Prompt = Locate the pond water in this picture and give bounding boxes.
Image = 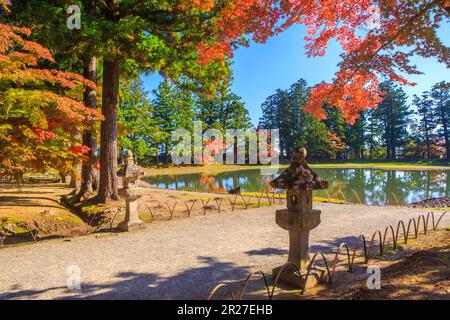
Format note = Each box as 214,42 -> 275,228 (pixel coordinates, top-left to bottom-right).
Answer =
142,168 -> 450,206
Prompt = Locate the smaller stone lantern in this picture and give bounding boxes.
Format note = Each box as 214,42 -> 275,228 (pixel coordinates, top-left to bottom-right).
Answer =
270,147 -> 328,289
117,150 -> 145,232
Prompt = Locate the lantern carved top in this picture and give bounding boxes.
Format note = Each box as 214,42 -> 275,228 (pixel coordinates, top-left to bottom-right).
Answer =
270,147 -> 328,191
117,150 -> 144,189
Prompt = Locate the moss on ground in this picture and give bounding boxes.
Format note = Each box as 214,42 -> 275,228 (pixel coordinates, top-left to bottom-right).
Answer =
81,204 -> 117,216
48,214 -> 83,226
139,215 -> 153,223
0,217 -> 29,235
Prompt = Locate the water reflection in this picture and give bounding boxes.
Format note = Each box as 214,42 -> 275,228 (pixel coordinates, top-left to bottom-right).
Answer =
142,168 -> 450,206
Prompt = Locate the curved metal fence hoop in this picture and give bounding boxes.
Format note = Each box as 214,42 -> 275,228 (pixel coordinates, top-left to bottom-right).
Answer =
245,195 -> 254,208
434,211 -> 447,230
358,234 -> 368,263
366,230 -> 383,262
425,212 -> 432,232
238,270 -> 270,300
332,243 -> 352,273
137,202 -> 157,218
406,217 -> 418,239
228,195 -> 238,211
417,214 -> 428,235
200,198 -> 211,215
349,247 -> 360,271
214,197 -> 223,213
396,220 -> 407,244
265,192 -> 272,205
207,283 -> 235,301
239,194 -> 248,209
184,200 -> 197,218
383,225 -> 397,250
165,201 -> 178,220
427,211 -> 435,230
255,194 -> 262,207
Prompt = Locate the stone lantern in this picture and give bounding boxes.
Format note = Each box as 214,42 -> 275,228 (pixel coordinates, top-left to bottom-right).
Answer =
117,150 -> 146,232
270,147 -> 328,289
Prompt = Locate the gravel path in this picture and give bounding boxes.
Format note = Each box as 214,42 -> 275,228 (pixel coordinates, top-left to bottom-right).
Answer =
0,203 -> 447,300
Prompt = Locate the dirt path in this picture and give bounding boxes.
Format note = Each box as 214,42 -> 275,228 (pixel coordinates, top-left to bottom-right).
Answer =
0,202 -> 447,300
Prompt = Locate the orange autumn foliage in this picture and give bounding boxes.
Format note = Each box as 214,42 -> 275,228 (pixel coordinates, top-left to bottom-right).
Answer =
0,20 -> 101,178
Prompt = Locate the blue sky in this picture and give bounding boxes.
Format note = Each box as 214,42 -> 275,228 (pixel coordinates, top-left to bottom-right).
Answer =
142,24 -> 450,126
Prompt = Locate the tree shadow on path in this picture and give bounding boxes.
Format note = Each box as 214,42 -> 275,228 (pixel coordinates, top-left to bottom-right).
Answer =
0,256 -> 251,300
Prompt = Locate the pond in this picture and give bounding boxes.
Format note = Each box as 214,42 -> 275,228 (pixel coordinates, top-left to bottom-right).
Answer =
142,168 -> 450,206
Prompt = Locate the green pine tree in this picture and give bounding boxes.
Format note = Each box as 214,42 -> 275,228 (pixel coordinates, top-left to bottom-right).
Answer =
118,77 -> 159,164
374,82 -> 412,160
431,81 -> 450,160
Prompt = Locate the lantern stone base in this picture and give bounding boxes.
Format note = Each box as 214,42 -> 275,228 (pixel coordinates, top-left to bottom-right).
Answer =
272,265 -> 326,289
274,207 -> 323,289
117,219 -> 146,232
118,188 -> 146,232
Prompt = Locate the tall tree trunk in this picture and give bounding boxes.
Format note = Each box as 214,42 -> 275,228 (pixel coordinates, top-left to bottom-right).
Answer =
424,118 -> 431,159
59,172 -> 67,184
97,59 -> 120,203
440,109 -> 450,160
78,55 -> 99,197
69,172 -> 78,189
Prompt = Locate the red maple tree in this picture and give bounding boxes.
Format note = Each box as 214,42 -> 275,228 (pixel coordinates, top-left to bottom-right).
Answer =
0,20 -> 100,182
